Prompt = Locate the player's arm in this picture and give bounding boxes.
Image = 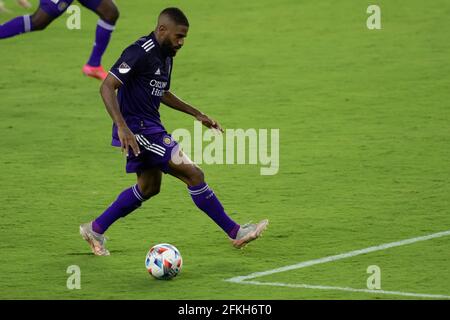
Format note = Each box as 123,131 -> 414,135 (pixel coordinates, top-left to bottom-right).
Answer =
162,91 -> 223,132
100,74 -> 140,157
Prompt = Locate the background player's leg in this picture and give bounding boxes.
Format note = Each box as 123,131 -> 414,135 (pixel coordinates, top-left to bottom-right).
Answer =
167,151 -> 240,239
0,1 -> 10,13
16,0 -> 32,9
0,7 -> 53,39
80,0 -> 119,80
91,167 -> 161,234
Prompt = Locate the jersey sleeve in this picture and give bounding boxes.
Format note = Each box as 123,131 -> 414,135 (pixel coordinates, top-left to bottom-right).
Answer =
109,45 -> 145,85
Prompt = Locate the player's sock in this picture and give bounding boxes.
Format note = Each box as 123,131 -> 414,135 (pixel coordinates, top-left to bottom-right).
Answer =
188,182 -> 240,239
86,19 -> 115,67
92,184 -> 147,234
0,15 -> 31,39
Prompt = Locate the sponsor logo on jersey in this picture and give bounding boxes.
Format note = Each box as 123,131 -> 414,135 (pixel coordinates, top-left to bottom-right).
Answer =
58,2 -> 68,11
118,62 -> 131,74
163,135 -> 173,146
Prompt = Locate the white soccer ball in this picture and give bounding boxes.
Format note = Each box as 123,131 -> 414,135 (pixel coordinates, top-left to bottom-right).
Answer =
145,243 -> 183,280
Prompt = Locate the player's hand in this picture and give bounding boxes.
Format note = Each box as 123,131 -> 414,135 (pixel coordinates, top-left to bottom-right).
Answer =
195,113 -> 224,133
117,125 -> 140,157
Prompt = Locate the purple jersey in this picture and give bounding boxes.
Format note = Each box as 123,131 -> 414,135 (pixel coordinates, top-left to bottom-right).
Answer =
40,0 -> 102,17
109,32 -> 173,146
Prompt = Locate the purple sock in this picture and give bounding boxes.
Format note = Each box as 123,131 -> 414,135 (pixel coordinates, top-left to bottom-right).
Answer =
92,184 -> 147,234
86,19 -> 115,67
188,183 -> 240,239
0,15 -> 32,39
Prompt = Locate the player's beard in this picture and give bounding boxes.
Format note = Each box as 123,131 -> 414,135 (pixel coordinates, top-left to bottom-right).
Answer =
161,38 -> 180,57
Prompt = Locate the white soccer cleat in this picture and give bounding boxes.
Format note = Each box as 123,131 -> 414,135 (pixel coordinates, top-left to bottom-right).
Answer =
79,222 -> 110,256
231,219 -> 269,249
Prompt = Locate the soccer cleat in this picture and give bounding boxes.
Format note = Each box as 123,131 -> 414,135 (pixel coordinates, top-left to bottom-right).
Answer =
82,64 -> 108,81
79,222 -> 110,256
231,219 -> 269,249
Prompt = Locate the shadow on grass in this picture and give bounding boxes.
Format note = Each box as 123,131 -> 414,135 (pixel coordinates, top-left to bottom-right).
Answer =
66,250 -> 126,256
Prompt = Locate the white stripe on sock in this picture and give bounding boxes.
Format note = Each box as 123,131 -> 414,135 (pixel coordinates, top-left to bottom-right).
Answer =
23,15 -> 31,33
189,185 -> 210,195
131,185 -> 140,200
132,185 -> 145,202
97,19 -> 116,31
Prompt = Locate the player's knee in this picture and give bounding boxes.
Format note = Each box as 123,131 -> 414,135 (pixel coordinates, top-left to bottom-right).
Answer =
188,166 -> 205,186
100,5 -> 119,24
30,14 -> 51,31
31,21 -> 48,31
140,185 -> 160,199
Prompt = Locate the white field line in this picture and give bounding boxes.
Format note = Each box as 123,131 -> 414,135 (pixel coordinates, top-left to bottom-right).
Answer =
235,281 -> 450,299
225,229 -> 450,298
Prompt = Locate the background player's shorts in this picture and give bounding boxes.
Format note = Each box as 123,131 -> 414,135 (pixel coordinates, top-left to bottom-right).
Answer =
40,0 -> 103,18
126,132 -> 179,174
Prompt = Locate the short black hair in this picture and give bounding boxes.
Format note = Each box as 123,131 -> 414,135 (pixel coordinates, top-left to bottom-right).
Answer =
159,7 -> 189,27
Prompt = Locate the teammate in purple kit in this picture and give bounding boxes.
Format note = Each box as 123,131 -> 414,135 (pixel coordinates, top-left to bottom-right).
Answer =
79,7 -> 268,256
0,0 -> 119,80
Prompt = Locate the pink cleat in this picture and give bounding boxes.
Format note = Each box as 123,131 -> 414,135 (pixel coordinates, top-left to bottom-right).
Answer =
231,219 -> 269,249
82,64 -> 108,81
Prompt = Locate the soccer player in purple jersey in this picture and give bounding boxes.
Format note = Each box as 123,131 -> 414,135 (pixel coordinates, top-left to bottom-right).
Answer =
0,0 -> 118,80
79,7 -> 268,256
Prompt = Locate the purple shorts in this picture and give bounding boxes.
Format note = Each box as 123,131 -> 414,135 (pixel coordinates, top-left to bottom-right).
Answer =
40,0 -> 103,17
123,132 -> 179,174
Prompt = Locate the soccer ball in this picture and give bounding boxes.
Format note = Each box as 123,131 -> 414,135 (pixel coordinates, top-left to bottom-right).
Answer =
145,243 -> 183,280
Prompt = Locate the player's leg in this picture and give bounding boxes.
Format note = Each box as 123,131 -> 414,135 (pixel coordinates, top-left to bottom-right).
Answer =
92,167 -> 161,234
0,8 -> 50,39
79,0 -> 119,80
167,150 -> 268,248
0,1 -> 71,39
80,167 -> 162,256
167,152 -> 240,238
0,1 -> 10,13
16,0 -> 32,9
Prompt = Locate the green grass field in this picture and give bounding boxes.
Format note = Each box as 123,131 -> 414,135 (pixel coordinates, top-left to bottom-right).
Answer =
1,0 -> 449,299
